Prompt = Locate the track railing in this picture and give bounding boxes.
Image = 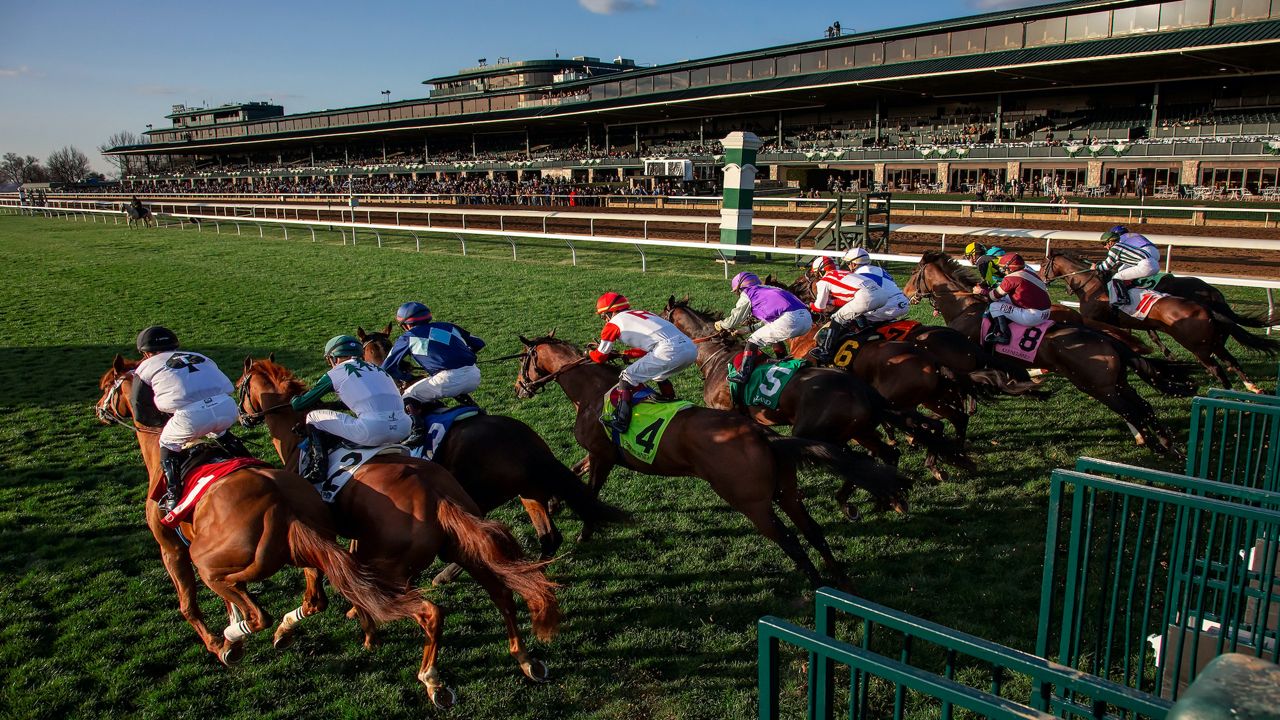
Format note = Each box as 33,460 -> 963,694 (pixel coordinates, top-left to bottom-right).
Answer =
1186,396 -> 1280,493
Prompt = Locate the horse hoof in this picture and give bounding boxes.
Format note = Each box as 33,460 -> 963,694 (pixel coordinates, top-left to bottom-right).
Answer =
426,684 -> 457,710
431,572 -> 454,587
219,642 -> 245,667
520,658 -> 550,683
273,630 -> 297,651
842,504 -> 861,522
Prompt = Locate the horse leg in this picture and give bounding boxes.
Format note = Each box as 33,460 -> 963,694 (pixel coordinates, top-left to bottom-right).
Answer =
520,496 -> 563,556
586,453 -> 614,499
272,567 -> 328,650
738,501 -> 823,587
773,481 -> 847,585
202,578 -> 274,666
1216,344 -> 1263,394
414,599 -> 456,709
1115,383 -> 1180,456
1147,330 -> 1177,360
1189,345 -> 1233,389
469,564 -> 550,683
152,526 -> 221,654
850,429 -> 900,468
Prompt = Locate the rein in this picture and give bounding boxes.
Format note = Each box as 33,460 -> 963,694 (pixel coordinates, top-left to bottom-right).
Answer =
1044,267 -> 1094,284
96,373 -> 162,435
235,373 -> 295,427
517,352 -> 592,396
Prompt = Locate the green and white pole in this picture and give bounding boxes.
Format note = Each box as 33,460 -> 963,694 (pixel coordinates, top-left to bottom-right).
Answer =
719,131 -> 762,261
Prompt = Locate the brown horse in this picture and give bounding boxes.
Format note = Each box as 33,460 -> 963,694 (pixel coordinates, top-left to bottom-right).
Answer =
660,296 -> 975,484
903,251 -> 1197,453
515,334 -> 912,588
95,356 -> 422,667
237,357 -> 559,708
1042,251 -> 1278,393
356,325 -> 629,580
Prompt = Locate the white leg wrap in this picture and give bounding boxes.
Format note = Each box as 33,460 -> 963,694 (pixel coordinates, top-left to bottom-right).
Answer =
224,620 -> 253,643
280,606 -> 307,631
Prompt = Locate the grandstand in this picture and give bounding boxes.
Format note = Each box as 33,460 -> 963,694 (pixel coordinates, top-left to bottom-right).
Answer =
106,0 -> 1280,198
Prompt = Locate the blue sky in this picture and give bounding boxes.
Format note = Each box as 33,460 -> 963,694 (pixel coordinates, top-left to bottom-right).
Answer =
0,0 -> 1049,173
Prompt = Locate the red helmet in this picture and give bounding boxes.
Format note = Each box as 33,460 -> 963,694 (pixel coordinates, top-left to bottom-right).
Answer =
596,292 -> 630,315
810,256 -> 837,274
998,253 -> 1025,272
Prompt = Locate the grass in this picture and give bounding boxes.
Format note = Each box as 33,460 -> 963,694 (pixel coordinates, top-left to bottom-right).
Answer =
0,214 -> 1275,719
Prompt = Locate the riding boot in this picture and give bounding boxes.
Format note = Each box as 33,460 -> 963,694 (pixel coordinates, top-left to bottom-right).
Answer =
453,393 -> 478,407
402,398 -> 442,447
655,379 -> 677,401
729,344 -> 764,408
1110,279 -> 1131,307
810,322 -> 847,364
298,426 -> 335,485
214,429 -> 252,458
990,315 -> 1012,346
159,446 -> 188,515
610,382 -> 635,434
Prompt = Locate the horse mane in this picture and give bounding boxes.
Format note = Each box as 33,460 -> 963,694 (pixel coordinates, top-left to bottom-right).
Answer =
668,297 -> 724,321
1050,249 -> 1092,265
249,359 -> 309,396
920,250 -> 983,286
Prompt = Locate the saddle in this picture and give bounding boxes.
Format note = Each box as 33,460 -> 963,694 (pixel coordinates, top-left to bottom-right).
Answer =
406,404 -> 484,460
177,432 -> 254,480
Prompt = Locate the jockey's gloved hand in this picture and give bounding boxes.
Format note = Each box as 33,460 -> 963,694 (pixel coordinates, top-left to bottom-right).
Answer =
622,348 -> 647,359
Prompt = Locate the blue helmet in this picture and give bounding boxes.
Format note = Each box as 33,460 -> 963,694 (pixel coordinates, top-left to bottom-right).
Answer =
985,246 -> 1006,257
1102,225 -> 1128,243
731,272 -> 761,292
395,301 -> 432,327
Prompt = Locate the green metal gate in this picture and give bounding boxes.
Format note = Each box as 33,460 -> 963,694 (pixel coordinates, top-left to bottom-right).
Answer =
1185,395 -> 1280,493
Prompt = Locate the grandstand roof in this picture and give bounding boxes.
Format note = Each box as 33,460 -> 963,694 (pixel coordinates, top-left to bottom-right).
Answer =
425,58 -> 629,85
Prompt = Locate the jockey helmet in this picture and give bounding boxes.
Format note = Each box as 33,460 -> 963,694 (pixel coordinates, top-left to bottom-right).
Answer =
595,292 -> 630,315
136,325 -> 179,353
842,247 -> 871,266
324,335 -> 363,360
997,253 -> 1026,272
986,246 -> 1006,257
963,241 -> 987,256
810,256 -> 837,274
395,301 -> 432,327
1101,225 -> 1128,243
731,272 -> 761,292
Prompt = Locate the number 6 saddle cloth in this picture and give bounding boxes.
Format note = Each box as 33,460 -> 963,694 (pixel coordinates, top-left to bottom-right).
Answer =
980,316 -> 1054,364
600,386 -> 693,465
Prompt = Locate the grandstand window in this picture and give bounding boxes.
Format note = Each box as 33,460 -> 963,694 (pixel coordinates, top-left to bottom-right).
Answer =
855,43 -> 884,66
731,62 -> 751,82
671,71 -> 690,89
1066,11 -> 1111,40
952,28 -> 986,55
1159,0 -> 1211,27
635,75 -> 653,94
443,101 -> 462,115
621,78 -> 637,95
754,58 -> 777,77
653,74 -> 672,91
1112,4 -> 1160,34
778,54 -> 803,75
491,95 -> 514,110
603,82 -> 620,98
917,33 -> 950,58
886,38 -> 916,62
801,51 -> 827,73
829,47 -> 856,69
1025,16 -> 1066,46
1213,0 -> 1271,22
709,64 -> 732,84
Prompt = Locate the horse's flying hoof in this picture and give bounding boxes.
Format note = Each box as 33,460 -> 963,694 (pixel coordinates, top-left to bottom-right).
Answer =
219,642 -> 245,667
426,683 -> 457,709
272,630 -> 297,651
520,657 -> 550,683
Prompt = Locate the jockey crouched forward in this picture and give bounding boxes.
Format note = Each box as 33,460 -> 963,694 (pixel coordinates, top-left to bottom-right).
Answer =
811,248 -> 910,363
715,272 -> 813,403
291,335 -> 410,485
1094,225 -> 1160,307
381,301 -> 484,445
590,292 -> 697,433
130,326 -> 243,513
977,253 -> 1052,346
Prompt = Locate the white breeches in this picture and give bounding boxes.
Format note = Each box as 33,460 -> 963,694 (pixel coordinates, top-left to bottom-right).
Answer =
832,291 -> 910,324
620,336 -> 698,386
403,365 -> 482,402
306,409 -> 410,446
747,309 -> 814,346
159,395 -> 239,451
988,301 -> 1051,327
1111,257 -> 1159,282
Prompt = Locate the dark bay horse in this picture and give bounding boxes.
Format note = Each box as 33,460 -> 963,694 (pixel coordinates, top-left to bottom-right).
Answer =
515,334 -> 912,588
95,356 -> 422,667
357,326 -> 629,576
661,296 -> 974,485
238,358 -> 559,708
904,251 -> 1197,453
1043,251 -> 1278,393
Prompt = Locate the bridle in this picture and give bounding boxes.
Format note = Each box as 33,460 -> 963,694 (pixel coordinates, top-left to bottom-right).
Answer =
235,370 -> 293,428
95,372 -> 162,434
516,342 -> 591,396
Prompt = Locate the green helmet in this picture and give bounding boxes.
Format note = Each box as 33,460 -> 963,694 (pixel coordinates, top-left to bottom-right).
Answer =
324,335 -> 363,359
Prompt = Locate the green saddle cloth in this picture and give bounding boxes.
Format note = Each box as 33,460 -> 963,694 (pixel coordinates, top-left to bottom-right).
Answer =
600,394 -> 693,464
740,359 -> 807,410
1132,272 -> 1170,290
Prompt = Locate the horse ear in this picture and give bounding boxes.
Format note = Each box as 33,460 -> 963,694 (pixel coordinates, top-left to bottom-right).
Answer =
243,355 -> 253,373
518,335 -> 532,346
549,327 -> 557,337
765,273 -> 774,284
383,322 -> 393,336
681,294 -> 690,304
268,351 -> 276,363
667,294 -> 676,309
112,353 -> 128,373
356,326 -> 367,341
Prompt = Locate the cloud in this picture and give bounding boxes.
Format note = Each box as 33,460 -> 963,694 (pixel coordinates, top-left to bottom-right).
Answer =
968,0 -> 1056,9
133,84 -> 189,96
0,65 -> 31,78
578,0 -> 657,15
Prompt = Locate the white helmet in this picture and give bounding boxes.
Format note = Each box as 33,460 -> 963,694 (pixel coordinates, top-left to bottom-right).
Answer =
810,256 -> 837,274
842,247 -> 871,266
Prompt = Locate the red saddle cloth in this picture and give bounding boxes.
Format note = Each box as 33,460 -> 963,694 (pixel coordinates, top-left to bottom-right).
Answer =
152,457 -> 269,528
876,319 -> 920,342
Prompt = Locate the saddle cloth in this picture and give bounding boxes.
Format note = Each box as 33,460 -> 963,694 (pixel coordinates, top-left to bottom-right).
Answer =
407,405 -> 482,461
600,387 -> 692,464
315,444 -> 409,504
741,359 -> 807,410
981,317 -> 1053,364
156,457 -> 269,528
1117,288 -> 1166,320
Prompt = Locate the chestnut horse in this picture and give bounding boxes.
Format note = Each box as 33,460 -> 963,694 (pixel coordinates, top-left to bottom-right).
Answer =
515,334 -> 912,588
237,357 -> 559,709
356,325 -> 629,583
95,356 -> 422,667
1042,251 -> 1278,393
660,296 -> 975,484
903,251 -> 1197,453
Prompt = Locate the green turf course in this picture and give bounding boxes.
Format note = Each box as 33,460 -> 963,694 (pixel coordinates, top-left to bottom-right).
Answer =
0,215 -> 1275,719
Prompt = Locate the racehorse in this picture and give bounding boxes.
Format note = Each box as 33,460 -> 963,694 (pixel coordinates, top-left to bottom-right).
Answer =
1042,251 -> 1278,393
515,333 -> 913,588
96,356 -> 422,668
904,251 -> 1196,453
660,296 -> 975,484
126,204 -> 155,228
238,357 -> 560,708
356,325 -> 629,583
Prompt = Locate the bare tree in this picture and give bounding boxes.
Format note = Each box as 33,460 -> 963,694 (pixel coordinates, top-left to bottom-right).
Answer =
1,153 -> 49,184
47,146 -> 91,184
99,130 -> 140,179
23,156 -> 50,183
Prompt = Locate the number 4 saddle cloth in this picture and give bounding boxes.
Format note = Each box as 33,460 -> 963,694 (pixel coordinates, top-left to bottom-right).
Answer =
600,386 -> 693,464
980,317 -> 1054,364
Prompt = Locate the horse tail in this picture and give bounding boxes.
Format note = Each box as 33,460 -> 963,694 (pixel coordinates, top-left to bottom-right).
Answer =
1117,343 -> 1198,398
766,435 -> 912,512
1210,309 -> 1280,356
965,368 -> 1051,398
435,496 -> 560,642
880,408 -> 977,472
536,457 -> 631,527
286,519 -> 423,625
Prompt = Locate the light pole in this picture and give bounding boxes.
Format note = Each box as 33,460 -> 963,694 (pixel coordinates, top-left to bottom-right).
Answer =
381,90 -> 391,104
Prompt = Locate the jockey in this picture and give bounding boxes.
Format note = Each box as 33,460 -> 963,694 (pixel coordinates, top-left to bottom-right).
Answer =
812,247 -> 910,362
715,272 -> 812,401
130,326 -> 240,514
978,253 -> 1052,346
381,301 -> 485,436
807,255 -> 857,315
1094,225 -> 1160,307
589,292 -> 697,433
291,336 -> 411,484
964,242 -> 1006,290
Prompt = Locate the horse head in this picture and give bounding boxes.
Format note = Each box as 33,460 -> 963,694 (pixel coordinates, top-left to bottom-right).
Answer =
235,354 -> 301,428
515,334 -> 585,399
356,323 -> 394,364
96,354 -> 139,427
